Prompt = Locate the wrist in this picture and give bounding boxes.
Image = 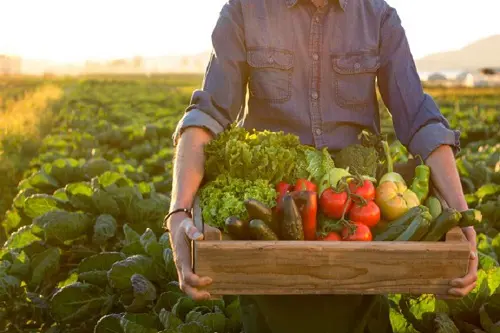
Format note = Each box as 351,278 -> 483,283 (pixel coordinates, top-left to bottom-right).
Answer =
164,209 -> 192,231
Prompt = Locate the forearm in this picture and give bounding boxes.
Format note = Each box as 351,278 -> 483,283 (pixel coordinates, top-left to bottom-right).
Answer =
167,127 -> 214,234
425,145 -> 468,212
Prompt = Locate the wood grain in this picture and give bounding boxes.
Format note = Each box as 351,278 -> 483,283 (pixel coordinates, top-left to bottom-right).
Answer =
194,239 -> 469,295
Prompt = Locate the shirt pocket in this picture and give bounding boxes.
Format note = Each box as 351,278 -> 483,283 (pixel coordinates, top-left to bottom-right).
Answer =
331,53 -> 380,108
247,48 -> 294,103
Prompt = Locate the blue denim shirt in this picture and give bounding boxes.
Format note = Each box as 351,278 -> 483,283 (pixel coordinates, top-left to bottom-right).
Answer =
173,0 -> 460,160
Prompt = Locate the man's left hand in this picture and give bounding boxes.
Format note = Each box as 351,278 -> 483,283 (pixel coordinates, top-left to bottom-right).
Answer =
448,226 -> 478,298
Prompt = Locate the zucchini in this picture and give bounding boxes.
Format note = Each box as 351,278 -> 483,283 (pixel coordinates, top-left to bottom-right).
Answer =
458,209 -> 483,228
244,199 -> 279,235
425,196 -> 442,222
374,206 -> 425,241
394,215 -> 431,241
248,219 -> 279,240
422,208 -> 462,241
225,216 -> 249,240
281,194 -> 304,240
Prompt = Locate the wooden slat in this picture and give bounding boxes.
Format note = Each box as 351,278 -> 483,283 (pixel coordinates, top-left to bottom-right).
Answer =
194,240 -> 469,295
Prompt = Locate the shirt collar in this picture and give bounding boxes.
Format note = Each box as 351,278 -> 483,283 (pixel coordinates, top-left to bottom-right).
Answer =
285,0 -> 347,11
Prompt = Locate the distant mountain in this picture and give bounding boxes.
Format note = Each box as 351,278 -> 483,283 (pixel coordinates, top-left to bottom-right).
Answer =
416,35 -> 500,73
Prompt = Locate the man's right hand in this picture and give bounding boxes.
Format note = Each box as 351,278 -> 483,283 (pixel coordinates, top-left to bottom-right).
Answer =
169,214 -> 213,301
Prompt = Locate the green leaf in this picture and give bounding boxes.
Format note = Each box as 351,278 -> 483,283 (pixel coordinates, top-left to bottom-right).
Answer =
2,225 -> 41,253
172,296 -> 197,321
57,272 -> 78,288
435,313 -> 460,333
476,184 -> 500,201
107,255 -> 156,289
94,314 -> 124,333
92,214 -> 117,245
7,250 -> 30,278
92,189 -> 121,217
30,247 -> 61,287
123,273 -> 157,312
195,312 -> 226,333
0,273 -> 21,301
176,322 -> 206,333
1,209 -> 22,236
77,252 -> 125,286
122,224 -> 147,256
48,158 -> 85,185
154,291 -> 184,313
23,194 -> 66,219
53,188 -> 69,202
50,282 -> 112,323
36,211 -> 94,244
159,309 -> 183,330
445,269 -> 491,322
120,317 -> 157,333
163,248 -> 177,280
65,182 -> 95,212
28,170 -> 59,191
98,171 -> 134,189
140,228 -> 163,261
13,188 -> 38,210
78,252 -> 126,273
158,232 -> 171,249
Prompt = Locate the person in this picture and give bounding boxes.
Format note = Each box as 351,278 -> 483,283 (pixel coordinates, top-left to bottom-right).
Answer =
165,0 -> 478,332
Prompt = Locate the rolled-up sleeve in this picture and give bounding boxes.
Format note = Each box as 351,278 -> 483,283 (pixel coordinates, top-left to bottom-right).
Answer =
376,4 -> 461,161
172,0 -> 248,145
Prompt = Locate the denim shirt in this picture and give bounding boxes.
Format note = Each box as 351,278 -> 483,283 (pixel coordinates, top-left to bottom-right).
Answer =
173,0 -> 460,160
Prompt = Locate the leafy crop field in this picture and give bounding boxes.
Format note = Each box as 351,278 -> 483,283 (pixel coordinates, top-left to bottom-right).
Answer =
0,75 -> 499,333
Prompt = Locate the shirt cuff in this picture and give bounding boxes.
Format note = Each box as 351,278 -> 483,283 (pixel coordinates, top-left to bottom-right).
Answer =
172,109 -> 225,146
408,122 -> 461,161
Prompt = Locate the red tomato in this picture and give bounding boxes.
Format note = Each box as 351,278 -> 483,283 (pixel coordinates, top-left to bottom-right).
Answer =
348,201 -> 381,228
349,179 -> 376,202
318,232 -> 342,241
320,189 -> 352,219
295,179 -> 317,192
341,222 -> 372,241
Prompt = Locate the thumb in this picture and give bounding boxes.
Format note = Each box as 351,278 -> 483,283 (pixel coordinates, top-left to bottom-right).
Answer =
180,218 -> 204,241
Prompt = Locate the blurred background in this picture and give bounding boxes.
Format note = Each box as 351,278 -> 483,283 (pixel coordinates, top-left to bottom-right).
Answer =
1,0 -> 500,85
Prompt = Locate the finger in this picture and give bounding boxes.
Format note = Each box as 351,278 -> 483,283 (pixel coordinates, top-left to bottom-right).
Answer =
184,271 -> 213,288
180,218 -> 204,241
449,281 -> 477,298
451,261 -> 478,288
181,283 -> 212,301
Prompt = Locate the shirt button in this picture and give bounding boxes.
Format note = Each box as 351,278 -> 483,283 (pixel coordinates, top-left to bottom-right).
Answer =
315,128 -> 322,135
311,91 -> 318,100
315,16 -> 320,23
354,63 -> 361,70
268,57 -> 274,64
312,53 -> 319,61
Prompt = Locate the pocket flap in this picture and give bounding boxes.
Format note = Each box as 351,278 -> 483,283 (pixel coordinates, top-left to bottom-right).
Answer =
332,53 -> 380,75
247,48 -> 294,70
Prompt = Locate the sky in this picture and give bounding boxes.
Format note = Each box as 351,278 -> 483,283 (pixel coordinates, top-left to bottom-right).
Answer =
0,0 -> 499,63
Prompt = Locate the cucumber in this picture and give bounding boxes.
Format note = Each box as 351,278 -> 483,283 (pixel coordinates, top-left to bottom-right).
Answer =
248,219 -> 279,241
244,199 -> 278,234
425,196 -> 442,222
374,206 -> 425,241
225,216 -> 249,240
394,215 -> 431,241
458,209 -> 483,228
281,194 -> 304,240
422,208 -> 462,241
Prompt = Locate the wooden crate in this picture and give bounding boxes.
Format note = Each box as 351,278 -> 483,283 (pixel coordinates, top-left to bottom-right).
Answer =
191,189 -> 471,296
